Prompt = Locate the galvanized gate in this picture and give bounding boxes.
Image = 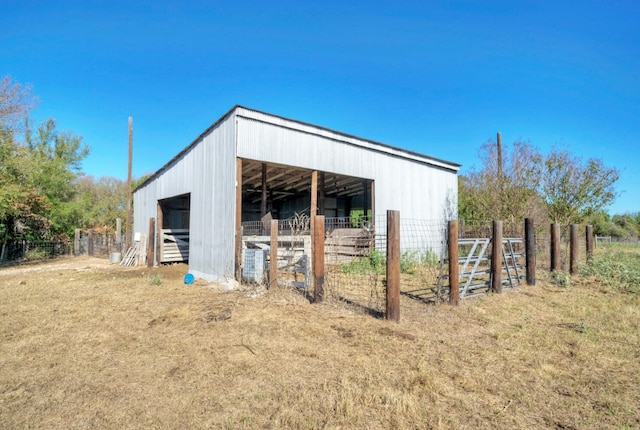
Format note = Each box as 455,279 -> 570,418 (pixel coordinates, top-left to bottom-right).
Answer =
452,237 -> 525,299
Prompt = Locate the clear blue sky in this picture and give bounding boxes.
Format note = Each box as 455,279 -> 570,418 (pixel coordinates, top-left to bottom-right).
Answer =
2,0 -> 638,215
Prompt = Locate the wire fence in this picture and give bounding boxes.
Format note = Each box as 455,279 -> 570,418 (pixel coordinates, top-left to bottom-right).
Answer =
1,231 -> 123,265
0,241 -> 72,263
324,215 -> 449,316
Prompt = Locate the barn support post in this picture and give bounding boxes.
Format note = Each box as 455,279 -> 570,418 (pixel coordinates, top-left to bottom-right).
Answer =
147,218 -> 155,268
261,163 -> 267,217
313,215 -> 325,303
363,179 -> 369,221
570,224 -> 579,275
525,218 -> 536,286
235,158 -> 243,281
318,172 -> 325,215
370,181 -> 376,221
155,203 -> 163,266
491,220 -> 503,294
448,220 -> 460,306
270,219 -> 278,289
550,223 -> 561,272
386,210 -> 400,322
310,170 -> 318,238
586,225 -> 594,261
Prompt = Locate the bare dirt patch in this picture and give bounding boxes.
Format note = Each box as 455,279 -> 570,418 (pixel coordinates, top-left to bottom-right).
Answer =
1,257 -> 639,429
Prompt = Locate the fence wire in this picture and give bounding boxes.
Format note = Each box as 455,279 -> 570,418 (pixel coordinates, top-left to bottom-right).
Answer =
325,215 -> 448,316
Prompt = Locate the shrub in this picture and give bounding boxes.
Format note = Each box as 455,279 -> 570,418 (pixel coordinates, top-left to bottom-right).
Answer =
581,249 -> 640,294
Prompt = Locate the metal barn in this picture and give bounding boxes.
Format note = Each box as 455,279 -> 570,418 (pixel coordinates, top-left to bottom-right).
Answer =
133,106 -> 460,282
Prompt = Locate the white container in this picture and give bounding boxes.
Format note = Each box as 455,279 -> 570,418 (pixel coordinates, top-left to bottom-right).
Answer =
109,252 -> 122,263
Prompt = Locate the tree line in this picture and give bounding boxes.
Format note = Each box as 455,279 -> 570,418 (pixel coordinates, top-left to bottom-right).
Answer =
1,76 -> 127,258
459,135 -> 639,238
2,75 -> 637,259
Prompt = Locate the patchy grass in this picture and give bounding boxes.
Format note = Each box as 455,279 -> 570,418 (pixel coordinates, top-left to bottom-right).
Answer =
1,256 -> 639,429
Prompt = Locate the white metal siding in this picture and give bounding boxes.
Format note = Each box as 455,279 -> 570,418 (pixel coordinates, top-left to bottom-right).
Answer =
235,113 -> 458,222
135,106 -> 459,281
133,114 -> 237,281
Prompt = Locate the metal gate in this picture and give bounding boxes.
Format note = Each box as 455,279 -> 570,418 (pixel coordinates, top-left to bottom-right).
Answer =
455,237 -> 525,299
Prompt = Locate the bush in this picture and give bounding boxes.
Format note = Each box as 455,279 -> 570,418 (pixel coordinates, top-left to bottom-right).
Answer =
581,249 -> 640,294
340,249 -> 385,274
400,249 -> 439,274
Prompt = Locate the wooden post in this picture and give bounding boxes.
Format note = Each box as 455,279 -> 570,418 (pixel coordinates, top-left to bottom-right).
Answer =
313,215 -> 325,303
115,218 -> 122,251
491,220 -> 503,293
586,225 -> 594,261
525,218 -> 536,286
570,224 -> 579,275
88,230 -> 94,256
310,170 -> 318,238
235,158 -> 243,281
156,203 -> 163,266
147,218 -> 155,268
448,220 -> 459,306
74,229 -> 81,256
270,219 -> 278,289
386,210 -> 400,322
125,117 -> 133,252
362,179 -> 369,221
318,172 -> 325,215
370,181 -> 375,221
550,223 -> 561,272
496,132 -> 503,180
261,163 -> 267,217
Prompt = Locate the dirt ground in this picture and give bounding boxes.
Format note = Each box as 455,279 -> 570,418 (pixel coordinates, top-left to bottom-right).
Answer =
1,256 -> 639,429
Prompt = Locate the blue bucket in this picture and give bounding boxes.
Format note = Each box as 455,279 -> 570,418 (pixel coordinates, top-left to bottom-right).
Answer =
184,273 -> 195,285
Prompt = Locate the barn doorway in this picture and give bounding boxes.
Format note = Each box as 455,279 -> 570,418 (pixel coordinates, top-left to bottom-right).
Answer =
239,160 -> 374,226
157,193 -> 190,263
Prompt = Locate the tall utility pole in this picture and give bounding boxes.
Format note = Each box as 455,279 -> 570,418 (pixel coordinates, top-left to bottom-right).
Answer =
496,132 -> 503,180
125,117 -> 133,252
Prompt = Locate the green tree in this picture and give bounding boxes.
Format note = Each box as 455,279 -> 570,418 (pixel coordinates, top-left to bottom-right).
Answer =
459,138 -> 547,226
541,149 -> 619,225
74,175 -> 127,230
1,76 -> 90,248
25,119 -> 89,237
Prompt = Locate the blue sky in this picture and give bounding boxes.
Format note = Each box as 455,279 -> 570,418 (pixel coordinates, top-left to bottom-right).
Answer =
2,0 -> 638,214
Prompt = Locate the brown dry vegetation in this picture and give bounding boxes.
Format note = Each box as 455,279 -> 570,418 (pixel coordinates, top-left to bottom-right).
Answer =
1,256 -> 639,429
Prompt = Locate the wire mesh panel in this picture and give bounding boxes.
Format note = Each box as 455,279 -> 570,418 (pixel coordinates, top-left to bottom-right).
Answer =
324,215 -> 449,316
1,241 -> 72,263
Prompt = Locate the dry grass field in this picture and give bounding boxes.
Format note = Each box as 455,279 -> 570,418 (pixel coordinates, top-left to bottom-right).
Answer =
1,254 -> 639,429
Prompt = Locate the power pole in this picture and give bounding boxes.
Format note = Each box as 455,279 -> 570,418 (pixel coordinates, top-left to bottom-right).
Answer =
125,117 -> 133,252
497,132 -> 503,180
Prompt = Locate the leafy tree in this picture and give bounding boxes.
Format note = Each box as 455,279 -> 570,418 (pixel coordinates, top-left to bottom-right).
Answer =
460,138 -> 620,228
24,119 -> 89,237
541,149 -> 619,225
1,75 -> 90,248
459,138 -> 546,226
0,76 -> 38,132
74,175 -> 127,230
